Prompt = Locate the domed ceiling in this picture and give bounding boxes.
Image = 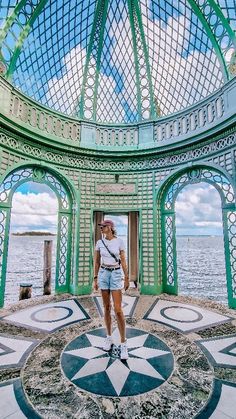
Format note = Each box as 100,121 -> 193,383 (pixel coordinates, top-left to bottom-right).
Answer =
0,0 -> 236,124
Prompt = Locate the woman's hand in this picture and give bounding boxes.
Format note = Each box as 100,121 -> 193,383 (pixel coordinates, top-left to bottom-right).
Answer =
94,276 -> 98,291
124,276 -> 129,291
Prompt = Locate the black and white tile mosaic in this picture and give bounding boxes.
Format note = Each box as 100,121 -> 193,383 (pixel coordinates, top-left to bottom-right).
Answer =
143,299 -> 232,333
61,327 -> 174,397
1,299 -> 90,332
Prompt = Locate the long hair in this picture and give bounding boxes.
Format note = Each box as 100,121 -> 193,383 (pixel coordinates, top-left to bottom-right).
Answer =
111,227 -> 117,237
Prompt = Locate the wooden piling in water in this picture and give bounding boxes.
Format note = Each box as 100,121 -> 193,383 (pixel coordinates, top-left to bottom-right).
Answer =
19,283 -> 32,300
43,240 -> 52,295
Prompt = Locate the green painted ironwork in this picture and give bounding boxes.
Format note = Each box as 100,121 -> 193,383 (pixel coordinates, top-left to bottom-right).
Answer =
127,0 -> 156,120
0,0 -> 28,67
187,0 -> 228,81
78,0 -> 109,120
0,0 -> 50,78
6,0 -> 50,79
158,165 -> 236,308
0,164 -> 77,307
1,0 -> 235,123
196,0 -> 236,63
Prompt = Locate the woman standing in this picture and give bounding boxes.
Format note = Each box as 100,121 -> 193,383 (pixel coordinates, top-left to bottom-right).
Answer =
94,219 -> 129,360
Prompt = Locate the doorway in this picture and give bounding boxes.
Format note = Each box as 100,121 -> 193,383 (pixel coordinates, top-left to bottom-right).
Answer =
93,211 -> 139,288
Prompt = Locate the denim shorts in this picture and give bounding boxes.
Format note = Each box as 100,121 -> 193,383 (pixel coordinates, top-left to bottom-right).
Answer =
98,267 -> 123,290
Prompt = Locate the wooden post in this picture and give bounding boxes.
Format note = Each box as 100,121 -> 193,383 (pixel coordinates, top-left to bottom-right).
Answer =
43,240 -> 52,295
19,284 -> 32,300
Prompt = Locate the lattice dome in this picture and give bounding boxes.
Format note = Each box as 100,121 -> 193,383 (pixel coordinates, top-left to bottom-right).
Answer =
0,0 -> 236,124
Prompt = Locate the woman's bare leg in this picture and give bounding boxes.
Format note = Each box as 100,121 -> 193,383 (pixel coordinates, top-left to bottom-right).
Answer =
101,290 -> 112,336
111,290 -> 126,343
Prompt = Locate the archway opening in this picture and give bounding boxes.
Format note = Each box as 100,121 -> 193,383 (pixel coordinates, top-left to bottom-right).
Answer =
175,182 -> 227,304
5,181 -> 58,306
93,212 -> 139,288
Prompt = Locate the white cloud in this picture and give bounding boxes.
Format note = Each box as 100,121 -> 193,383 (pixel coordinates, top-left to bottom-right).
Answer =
10,192 -> 58,232
175,183 -> 223,235
45,4 -> 223,121
140,8 -> 223,114
46,43 -> 126,121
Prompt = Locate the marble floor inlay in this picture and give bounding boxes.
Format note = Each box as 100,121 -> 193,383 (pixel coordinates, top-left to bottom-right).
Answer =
196,334 -> 236,369
1,299 -> 90,332
0,334 -> 38,369
0,379 -> 40,419
61,327 -> 174,397
93,295 -> 138,317
196,380 -> 236,419
143,299 -> 232,333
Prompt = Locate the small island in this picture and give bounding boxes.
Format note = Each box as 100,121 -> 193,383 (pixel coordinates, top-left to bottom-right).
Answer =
12,231 -> 56,236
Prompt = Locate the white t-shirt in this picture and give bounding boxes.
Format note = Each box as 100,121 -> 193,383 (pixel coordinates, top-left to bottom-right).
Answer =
95,237 -> 125,266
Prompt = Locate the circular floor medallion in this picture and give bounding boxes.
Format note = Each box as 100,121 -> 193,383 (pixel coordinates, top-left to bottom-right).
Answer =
61,327 -> 174,397
160,306 -> 203,323
31,306 -> 73,323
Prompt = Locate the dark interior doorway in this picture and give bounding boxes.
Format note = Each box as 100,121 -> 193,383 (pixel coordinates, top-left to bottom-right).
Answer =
93,211 -> 139,287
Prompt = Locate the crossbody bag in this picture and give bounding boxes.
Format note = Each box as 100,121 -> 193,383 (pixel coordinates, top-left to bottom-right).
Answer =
101,239 -> 121,265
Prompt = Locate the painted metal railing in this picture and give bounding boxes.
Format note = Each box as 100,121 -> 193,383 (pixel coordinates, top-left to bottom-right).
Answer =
0,76 -> 235,150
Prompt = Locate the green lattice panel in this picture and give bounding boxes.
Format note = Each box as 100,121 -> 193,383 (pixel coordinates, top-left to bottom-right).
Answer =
96,0 -> 138,123
142,209 -> 155,286
78,209 -> 91,287
156,207 -> 163,288
0,167 -> 33,203
194,0 -> 235,64
9,0 -> 97,115
0,209 -> 7,287
140,0 -> 224,116
164,214 -> 175,288
208,152 -> 233,175
227,211 -> 236,300
165,168 -> 235,210
216,0 -> 236,31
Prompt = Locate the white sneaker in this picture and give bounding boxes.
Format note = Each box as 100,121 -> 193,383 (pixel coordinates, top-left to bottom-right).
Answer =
120,342 -> 129,360
103,336 -> 113,351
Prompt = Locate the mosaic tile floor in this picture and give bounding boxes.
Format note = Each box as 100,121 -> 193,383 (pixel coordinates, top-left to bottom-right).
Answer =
196,335 -> 236,369
0,379 -> 40,419
0,334 -> 38,369
0,295 -> 235,418
61,327 -> 174,397
144,299 -> 232,333
196,380 -> 236,419
1,299 -> 90,332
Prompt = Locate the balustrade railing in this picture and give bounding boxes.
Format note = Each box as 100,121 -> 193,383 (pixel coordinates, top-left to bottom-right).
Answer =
0,76 -> 235,150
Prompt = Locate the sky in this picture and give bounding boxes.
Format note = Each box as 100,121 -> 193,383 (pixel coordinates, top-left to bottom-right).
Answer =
6,0 -> 228,122
10,181 -> 223,236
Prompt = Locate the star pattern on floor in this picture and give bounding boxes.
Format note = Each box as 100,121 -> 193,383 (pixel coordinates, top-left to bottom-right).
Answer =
196,334 -> 236,369
61,327 -> 174,397
0,334 -> 38,369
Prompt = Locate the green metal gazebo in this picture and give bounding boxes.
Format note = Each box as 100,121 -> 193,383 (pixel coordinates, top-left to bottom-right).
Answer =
0,0 -> 235,307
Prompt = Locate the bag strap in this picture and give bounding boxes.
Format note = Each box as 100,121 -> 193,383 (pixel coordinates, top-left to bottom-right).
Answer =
101,239 -> 120,264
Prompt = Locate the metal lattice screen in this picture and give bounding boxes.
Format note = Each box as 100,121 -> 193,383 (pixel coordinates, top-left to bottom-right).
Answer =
0,0 -> 235,123
140,0 -> 224,115
97,1 -> 138,123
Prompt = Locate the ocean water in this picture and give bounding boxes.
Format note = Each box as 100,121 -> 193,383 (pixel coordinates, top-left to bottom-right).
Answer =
3,235 -> 228,307
5,235 -> 57,307
176,236 -> 227,305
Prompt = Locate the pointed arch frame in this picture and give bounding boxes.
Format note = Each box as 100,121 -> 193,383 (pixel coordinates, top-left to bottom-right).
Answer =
0,162 -> 78,307
156,163 -> 236,309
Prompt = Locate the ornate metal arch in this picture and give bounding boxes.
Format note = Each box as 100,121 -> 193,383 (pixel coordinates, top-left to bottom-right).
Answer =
1,0 -> 235,121
0,164 -> 76,307
157,165 -> 236,309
